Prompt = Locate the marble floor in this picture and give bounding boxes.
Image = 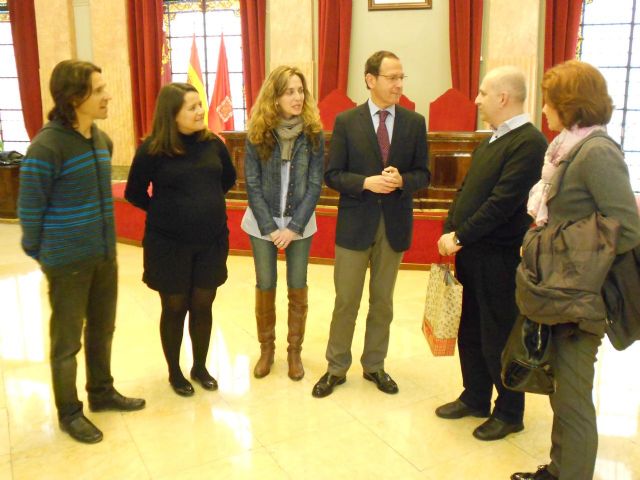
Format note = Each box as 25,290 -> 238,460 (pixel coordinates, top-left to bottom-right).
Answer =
0,221 -> 639,480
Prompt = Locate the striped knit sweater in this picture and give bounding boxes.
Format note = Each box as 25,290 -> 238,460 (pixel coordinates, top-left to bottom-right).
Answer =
18,121 -> 116,269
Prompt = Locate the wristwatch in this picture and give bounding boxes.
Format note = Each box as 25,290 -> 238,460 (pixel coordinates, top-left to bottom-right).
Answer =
453,233 -> 462,246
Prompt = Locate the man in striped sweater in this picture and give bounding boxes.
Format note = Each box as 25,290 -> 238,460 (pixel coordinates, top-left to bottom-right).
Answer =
18,60 -> 145,444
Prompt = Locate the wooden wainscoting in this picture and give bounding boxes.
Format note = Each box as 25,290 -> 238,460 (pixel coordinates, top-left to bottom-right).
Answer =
112,131 -> 490,269
0,164 -> 20,219
221,130 -> 490,211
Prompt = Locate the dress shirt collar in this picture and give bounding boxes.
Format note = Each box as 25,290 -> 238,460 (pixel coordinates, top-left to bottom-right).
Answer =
368,98 -> 396,119
490,113 -> 530,143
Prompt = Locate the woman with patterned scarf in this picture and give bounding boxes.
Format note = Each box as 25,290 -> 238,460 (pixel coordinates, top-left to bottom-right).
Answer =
241,66 -> 324,381
512,60 -> 640,480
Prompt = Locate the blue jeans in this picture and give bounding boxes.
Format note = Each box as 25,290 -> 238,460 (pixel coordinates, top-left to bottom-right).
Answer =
249,235 -> 312,290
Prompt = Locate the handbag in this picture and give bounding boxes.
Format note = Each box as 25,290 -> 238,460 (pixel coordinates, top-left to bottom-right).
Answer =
422,263 -> 463,356
0,151 -> 23,166
501,315 -> 555,395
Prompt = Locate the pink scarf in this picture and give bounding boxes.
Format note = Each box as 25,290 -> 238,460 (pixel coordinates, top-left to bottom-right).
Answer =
527,125 -> 605,226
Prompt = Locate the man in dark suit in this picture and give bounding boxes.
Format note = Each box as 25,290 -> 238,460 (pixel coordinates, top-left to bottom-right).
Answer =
312,51 -> 430,398
435,66 -> 547,441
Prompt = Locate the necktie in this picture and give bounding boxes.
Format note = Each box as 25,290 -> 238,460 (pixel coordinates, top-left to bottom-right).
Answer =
377,110 -> 390,166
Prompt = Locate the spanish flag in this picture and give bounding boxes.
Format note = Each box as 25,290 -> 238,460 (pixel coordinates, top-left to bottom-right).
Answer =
208,34 -> 235,135
186,35 -> 208,122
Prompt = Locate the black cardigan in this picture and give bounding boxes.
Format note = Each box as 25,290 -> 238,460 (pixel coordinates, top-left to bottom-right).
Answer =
444,123 -> 547,247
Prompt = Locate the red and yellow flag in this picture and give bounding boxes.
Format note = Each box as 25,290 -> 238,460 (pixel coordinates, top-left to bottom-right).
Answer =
208,34 -> 235,135
186,35 -> 208,121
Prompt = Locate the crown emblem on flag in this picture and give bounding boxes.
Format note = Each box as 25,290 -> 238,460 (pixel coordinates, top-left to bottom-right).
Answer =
216,96 -> 234,122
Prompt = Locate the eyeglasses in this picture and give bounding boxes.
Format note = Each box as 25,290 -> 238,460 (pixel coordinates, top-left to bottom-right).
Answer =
377,74 -> 407,82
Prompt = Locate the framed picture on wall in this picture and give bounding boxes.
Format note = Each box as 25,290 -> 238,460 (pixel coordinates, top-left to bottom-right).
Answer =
368,0 -> 432,10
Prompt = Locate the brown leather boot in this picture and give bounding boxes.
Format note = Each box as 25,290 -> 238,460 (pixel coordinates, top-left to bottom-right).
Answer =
253,288 -> 276,378
287,286 -> 308,381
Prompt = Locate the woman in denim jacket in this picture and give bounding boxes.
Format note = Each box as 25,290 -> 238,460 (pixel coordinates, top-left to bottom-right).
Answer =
241,66 -> 324,381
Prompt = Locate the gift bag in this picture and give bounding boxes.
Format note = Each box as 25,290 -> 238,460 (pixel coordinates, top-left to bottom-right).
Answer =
422,263 -> 463,356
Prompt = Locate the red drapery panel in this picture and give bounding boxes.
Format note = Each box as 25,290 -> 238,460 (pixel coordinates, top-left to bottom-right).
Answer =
161,28 -> 173,85
8,0 -> 43,139
318,0 -> 352,103
544,0 -> 582,71
239,0 -> 266,114
542,0 -> 582,139
449,0 -> 483,101
127,0 -> 164,144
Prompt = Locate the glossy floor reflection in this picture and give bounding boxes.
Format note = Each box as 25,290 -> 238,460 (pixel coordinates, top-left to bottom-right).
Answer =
0,222 -> 639,479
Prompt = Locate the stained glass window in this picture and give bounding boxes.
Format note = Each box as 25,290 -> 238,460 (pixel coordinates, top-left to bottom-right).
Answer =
163,0 -> 246,130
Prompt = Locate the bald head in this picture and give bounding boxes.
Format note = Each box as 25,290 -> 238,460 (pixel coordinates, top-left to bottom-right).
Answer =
475,66 -> 527,128
484,66 -> 527,104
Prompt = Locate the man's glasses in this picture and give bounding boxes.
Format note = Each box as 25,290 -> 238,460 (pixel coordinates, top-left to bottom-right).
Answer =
377,74 -> 407,82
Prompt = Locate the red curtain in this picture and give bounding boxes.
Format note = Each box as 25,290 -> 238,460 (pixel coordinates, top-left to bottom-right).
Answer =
239,0 -> 266,114
161,28 -> 173,85
542,0 -> 582,139
8,0 -> 43,140
449,0 -> 483,101
318,0 -> 352,102
127,0 -> 164,144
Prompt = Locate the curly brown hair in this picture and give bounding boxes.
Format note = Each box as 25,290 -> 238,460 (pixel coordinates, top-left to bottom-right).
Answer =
541,60 -> 613,128
247,66 -> 322,161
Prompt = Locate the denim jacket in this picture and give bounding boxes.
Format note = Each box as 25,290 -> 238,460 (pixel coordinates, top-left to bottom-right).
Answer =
244,131 -> 324,236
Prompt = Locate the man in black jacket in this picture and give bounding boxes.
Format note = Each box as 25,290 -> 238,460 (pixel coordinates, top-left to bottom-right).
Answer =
312,51 -> 430,398
435,66 -> 547,440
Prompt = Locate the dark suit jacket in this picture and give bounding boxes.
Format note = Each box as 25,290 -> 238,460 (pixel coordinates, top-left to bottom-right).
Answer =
325,103 -> 430,252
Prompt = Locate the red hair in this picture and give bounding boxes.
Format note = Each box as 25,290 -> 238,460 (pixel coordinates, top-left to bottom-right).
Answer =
541,60 -> 613,128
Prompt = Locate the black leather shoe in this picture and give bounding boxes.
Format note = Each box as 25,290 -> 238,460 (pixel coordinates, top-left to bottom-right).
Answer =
312,372 -> 346,398
190,368 -> 218,391
435,399 -> 489,419
170,378 -> 195,397
60,415 -> 103,444
363,370 -> 399,394
473,417 -> 524,441
511,465 -> 557,480
88,391 -> 146,412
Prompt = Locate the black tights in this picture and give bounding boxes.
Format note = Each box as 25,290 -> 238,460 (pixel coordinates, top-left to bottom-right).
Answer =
159,287 -> 217,385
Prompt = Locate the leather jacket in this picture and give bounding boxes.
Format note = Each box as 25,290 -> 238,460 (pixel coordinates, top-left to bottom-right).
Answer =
515,212 -> 619,336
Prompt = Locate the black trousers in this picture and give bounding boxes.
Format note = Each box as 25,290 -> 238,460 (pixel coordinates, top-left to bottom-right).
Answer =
44,257 -> 117,422
455,243 -> 524,424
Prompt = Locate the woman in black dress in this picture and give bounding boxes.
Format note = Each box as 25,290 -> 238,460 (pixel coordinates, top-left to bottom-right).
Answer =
125,83 -> 236,396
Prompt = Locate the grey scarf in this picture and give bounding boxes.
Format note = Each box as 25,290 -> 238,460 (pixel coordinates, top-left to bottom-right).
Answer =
275,116 -> 304,161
